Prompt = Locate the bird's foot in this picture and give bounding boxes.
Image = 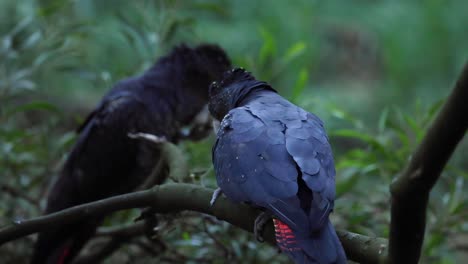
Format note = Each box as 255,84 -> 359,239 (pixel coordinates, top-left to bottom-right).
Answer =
254,211 -> 272,243
128,132 -> 167,144
210,188 -> 223,207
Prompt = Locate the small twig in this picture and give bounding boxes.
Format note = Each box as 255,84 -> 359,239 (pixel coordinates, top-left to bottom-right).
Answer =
128,132 -> 167,144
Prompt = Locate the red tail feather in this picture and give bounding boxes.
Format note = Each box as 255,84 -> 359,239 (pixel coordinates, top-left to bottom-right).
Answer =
57,247 -> 70,264
273,219 -> 301,251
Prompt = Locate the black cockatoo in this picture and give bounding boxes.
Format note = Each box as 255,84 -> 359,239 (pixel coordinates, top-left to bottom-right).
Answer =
31,44 -> 231,264
209,68 -> 346,264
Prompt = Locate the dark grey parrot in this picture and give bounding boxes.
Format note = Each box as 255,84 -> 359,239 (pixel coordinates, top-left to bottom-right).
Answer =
209,68 -> 346,264
31,44 -> 231,264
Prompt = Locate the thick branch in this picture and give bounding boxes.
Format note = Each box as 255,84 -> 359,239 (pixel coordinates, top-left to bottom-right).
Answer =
0,190 -> 152,244
388,63 -> 468,263
0,183 -> 386,263
337,230 -> 388,264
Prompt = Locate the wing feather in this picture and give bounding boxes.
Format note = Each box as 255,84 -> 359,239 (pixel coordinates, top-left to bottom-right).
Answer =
213,108 -> 298,206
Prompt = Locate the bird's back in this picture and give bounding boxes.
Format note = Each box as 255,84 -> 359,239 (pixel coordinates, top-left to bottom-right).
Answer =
211,75 -> 346,263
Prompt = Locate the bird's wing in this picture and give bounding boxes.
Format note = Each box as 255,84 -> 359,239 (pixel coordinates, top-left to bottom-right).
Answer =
283,109 -> 336,232
213,98 -> 336,233
35,90 -> 162,264
213,107 -> 299,202
57,90 -> 160,204
213,106 -> 310,229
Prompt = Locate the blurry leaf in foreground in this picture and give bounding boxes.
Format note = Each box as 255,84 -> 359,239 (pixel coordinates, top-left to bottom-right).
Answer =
291,68 -> 308,103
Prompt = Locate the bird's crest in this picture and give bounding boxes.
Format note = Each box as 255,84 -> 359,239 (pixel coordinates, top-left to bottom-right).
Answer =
209,68 -> 257,97
208,68 -> 277,120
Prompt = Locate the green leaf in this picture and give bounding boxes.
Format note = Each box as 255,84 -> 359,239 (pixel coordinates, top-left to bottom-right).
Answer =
291,68 -> 308,102
258,27 -> 276,65
331,129 -> 391,159
425,233 -> 444,255
5,101 -> 60,117
402,113 -> 424,141
327,103 -> 362,127
182,231 -> 191,240
336,168 -> 360,196
331,129 -> 379,147
424,98 -> 444,125
386,118 -> 410,150
117,18 -> 153,61
192,3 -> 229,17
378,107 -> 389,132
11,69 -> 33,82
1,35 -> 12,52
33,52 -> 52,68
283,41 -> 306,64
55,132 -> 77,150
12,80 -> 36,91
21,31 -> 42,50
8,17 -> 33,37
448,177 -> 464,215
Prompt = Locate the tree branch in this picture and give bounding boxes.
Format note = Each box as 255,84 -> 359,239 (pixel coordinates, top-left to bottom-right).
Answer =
0,183 -> 386,263
388,63 -> 468,263
0,190 -> 152,245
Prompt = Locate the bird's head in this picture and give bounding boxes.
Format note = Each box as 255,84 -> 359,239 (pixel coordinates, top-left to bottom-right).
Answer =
168,44 -> 231,98
146,43 -> 231,100
192,44 -> 232,81
144,44 -> 232,140
208,68 -> 275,121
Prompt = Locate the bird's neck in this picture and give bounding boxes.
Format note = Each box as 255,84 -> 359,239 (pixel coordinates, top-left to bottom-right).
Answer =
235,86 -> 276,108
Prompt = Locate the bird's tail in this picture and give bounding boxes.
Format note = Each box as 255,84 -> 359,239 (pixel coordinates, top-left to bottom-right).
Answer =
273,219 -> 346,264
30,220 -> 99,264
30,237 -> 71,264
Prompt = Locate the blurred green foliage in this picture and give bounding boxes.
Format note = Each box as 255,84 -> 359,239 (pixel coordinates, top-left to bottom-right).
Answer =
0,0 -> 466,263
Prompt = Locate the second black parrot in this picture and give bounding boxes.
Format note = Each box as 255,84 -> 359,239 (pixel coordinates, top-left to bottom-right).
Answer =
31,44 -> 231,264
